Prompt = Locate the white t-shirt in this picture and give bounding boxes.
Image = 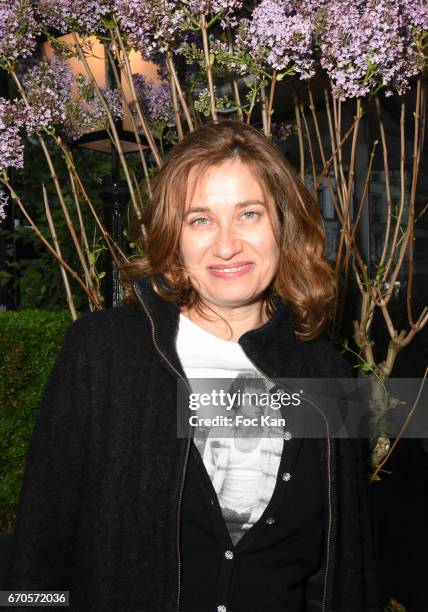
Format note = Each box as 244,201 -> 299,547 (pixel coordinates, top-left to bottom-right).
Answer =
176,313 -> 281,544
175,312 -> 259,379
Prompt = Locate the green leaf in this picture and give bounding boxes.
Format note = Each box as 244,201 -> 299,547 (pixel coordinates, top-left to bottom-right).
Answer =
0,271 -> 11,287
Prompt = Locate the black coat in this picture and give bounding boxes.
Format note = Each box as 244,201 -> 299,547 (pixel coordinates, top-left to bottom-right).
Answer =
6,276 -> 379,611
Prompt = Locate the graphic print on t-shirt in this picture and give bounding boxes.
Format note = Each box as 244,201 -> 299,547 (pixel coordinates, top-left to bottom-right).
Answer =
203,432 -> 264,544
176,313 -> 283,544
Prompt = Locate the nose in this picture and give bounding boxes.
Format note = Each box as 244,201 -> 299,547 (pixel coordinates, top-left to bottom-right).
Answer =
212,222 -> 243,260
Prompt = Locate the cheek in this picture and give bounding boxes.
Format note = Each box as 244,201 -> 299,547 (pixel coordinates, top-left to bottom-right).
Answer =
180,229 -> 209,264
251,227 -> 280,260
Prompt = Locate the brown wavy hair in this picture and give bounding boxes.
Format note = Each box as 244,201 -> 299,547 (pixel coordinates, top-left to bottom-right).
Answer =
120,119 -> 336,341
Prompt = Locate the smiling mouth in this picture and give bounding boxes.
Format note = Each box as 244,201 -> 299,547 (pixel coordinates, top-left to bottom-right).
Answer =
208,262 -> 253,274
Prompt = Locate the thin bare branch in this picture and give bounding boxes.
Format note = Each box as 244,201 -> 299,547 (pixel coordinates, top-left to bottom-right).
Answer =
43,185 -> 78,319
375,95 -> 393,267
71,33 -> 143,211
57,139 -> 128,264
111,25 -> 163,166
10,68 -> 101,307
383,100 -> 406,280
370,366 -> 428,482
292,88 -> 305,180
406,78 -> 424,327
300,102 -> 317,193
266,71 -> 277,138
1,179 -> 99,305
200,13 -> 218,123
332,95 -> 348,204
166,53 -> 195,132
106,44 -> 153,191
259,82 -> 269,137
165,56 -> 184,140
323,85 -> 344,210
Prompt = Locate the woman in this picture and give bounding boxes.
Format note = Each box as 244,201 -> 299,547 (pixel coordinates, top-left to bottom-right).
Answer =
6,120 -> 378,611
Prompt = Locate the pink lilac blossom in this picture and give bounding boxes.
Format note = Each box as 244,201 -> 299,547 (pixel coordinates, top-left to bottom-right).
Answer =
185,0 -> 242,13
0,98 -> 25,171
21,56 -> 74,134
235,0 -> 316,78
66,76 -> 123,141
36,0 -> 112,34
319,0 -> 425,100
401,0 -> 428,38
0,0 -> 39,66
114,0 -> 184,59
114,0 -> 242,59
102,88 -> 124,120
183,0 -> 243,26
289,0 -> 327,13
133,74 -> 174,125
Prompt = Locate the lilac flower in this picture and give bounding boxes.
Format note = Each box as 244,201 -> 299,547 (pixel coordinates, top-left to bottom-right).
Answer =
401,0 -> 428,39
288,0 -> 327,16
319,0 -> 425,100
0,98 -> 25,171
183,0 -> 243,27
114,0 -> 243,58
185,0 -> 242,14
36,0 -> 112,34
133,74 -> 174,125
235,0 -> 316,78
20,56 -> 74,134
114,0 -> 184,59
65,75 -> 123,141
0,188 -> 8,222
0,0 -> 39,66
102,89 -> 124,121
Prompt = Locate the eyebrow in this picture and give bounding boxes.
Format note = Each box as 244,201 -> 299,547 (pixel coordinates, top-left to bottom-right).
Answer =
185,200 -> 266,216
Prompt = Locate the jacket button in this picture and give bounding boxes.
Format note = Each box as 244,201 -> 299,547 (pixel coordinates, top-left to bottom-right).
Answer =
224,550 -> 234,560
283,431 -> 292,440
217,606 -> 227,612
282,472 -> 291,481
266,517 -> 275,525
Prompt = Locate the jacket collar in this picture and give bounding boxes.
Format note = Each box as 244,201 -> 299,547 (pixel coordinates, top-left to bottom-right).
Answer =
132,274 -> 308,381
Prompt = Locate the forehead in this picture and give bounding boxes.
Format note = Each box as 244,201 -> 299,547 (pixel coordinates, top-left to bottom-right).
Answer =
185,159 -> 266,208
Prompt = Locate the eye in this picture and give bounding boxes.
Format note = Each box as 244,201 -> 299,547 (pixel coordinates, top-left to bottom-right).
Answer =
241,210 -> 260,220
190,217 -> 210,226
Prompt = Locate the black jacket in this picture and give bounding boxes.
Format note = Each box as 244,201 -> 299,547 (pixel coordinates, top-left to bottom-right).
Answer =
6,276 -> 379,611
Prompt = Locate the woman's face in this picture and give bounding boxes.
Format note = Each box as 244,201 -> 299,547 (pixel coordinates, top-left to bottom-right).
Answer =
180,158 -> 281,312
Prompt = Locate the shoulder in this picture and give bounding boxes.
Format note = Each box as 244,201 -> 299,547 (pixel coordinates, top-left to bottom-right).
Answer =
59,303 -> 150,357
298,333 -> 355,378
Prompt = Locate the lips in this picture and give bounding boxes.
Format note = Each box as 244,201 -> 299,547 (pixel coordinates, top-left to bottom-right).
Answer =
208,261 -> 253,279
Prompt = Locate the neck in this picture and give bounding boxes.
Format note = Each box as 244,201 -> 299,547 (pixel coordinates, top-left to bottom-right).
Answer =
180,300 -> 268,342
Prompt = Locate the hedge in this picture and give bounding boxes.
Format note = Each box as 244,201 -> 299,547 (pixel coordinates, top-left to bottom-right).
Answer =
0,310 -> 72,532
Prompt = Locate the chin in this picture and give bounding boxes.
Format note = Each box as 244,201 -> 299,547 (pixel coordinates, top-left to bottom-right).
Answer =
205,290 -> 260,309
